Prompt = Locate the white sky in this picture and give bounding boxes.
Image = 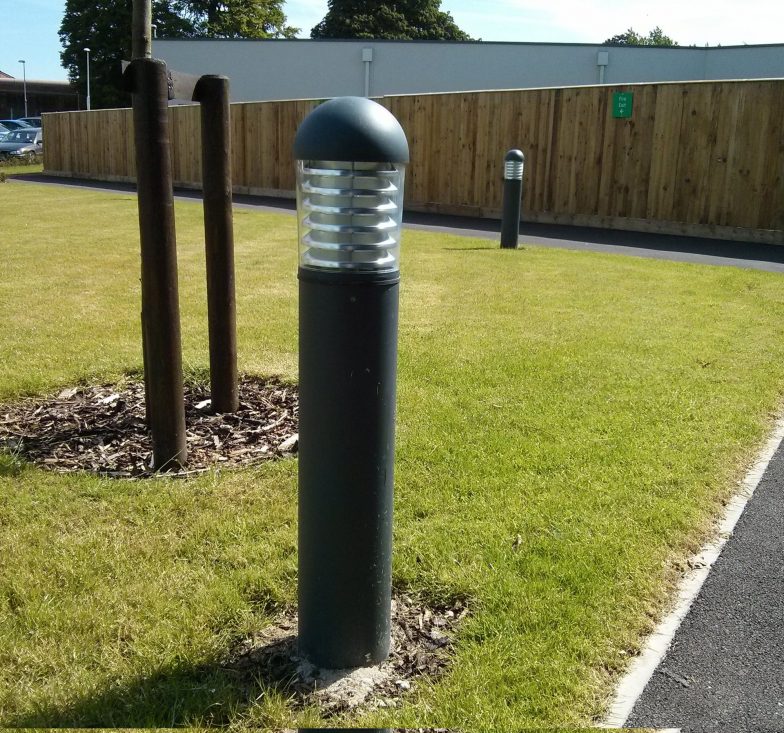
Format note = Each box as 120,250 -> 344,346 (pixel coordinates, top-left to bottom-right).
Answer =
2,0 -> 783,81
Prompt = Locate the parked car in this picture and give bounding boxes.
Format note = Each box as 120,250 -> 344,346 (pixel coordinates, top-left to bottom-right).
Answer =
18,117 -> 42,127
0,127 -> 43,161
0,119 -> 31,130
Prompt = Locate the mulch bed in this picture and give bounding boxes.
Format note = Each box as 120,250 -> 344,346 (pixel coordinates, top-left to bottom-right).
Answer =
0,376 -> 298,478
224,593 -> 470,716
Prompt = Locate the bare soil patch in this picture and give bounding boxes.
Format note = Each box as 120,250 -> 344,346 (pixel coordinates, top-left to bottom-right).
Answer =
0,376 -> 298,478
224,593 -> 469,716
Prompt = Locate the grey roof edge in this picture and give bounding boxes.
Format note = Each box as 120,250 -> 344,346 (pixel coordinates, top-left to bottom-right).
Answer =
153,38 -> 784,51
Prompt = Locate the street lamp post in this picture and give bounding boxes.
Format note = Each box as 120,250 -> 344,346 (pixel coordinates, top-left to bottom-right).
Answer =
84,48 -> 91,111
18,60 -> 27,117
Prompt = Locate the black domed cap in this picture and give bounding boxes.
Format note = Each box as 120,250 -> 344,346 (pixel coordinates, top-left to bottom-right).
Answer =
294,96 -> 409,164
505,149 -> 525,162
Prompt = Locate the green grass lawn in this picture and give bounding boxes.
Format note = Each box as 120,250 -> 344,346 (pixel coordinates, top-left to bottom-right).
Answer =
0,160 -> 43,177
2,180 -> 784,730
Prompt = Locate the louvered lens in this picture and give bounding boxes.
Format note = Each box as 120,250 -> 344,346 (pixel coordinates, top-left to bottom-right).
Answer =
297,160 -> 405,273
504,159 -> 524,180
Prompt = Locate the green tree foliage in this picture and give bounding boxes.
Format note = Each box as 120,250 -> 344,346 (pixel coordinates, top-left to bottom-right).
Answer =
187,0 -> 298,38
60,0 -> 193,108
604,26 -> 678,46
59,0 -> 297,109
311,0 -> 472,40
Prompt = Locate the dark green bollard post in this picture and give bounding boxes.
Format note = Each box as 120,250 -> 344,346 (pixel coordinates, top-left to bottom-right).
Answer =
294,97 -> 409,669
500,148 -> 525,249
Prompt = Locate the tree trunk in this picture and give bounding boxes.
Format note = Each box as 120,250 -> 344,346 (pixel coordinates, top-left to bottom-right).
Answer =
132,0 -> 152,59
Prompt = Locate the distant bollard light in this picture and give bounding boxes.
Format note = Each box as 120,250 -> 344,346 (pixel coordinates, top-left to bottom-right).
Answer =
504,149 -> 525,181
500,148 -> 525,249
294,96 -> 410,670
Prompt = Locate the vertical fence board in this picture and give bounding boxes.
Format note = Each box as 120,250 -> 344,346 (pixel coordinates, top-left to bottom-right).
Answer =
473,92 -> 497,212
231,103 -> 247,189
758,84 -> 784,230
646,85 -> 684,222
243,102 -> 260,191
705,83 -> 736,227
410,95 -> 434,206
628,84 -> 656,219
533,90 -> 554,213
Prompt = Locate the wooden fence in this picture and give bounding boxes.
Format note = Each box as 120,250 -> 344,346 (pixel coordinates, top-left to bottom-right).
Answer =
43,79 -> 784,243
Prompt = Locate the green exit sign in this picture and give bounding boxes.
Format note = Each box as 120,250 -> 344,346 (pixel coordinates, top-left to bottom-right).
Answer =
612,92 -> 634,118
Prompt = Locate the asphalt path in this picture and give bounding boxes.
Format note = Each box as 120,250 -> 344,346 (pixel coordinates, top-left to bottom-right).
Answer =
626,437 -> 784,732
10,173 -> 784,273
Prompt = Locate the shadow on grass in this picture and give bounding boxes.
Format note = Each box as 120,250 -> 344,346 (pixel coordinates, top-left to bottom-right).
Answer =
4,593 -> 468,727
443,246 -> 503,251
3,642 -> 296,727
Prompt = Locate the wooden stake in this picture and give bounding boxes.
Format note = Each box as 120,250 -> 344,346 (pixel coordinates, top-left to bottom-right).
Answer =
193,75 -> 239,414
123,59 -> 187,470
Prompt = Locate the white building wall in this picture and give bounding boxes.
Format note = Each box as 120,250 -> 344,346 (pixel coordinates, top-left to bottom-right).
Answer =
704,45 -> 784,79
153,39 -> 784,103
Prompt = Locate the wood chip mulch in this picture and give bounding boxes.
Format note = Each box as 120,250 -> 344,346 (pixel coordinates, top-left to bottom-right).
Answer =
0,376 -> 298,478
223,593 -> 470,716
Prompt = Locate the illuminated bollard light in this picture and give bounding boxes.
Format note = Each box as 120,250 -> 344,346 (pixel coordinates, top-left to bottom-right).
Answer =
500,148 -> 525,249
294,97 -> 410,669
